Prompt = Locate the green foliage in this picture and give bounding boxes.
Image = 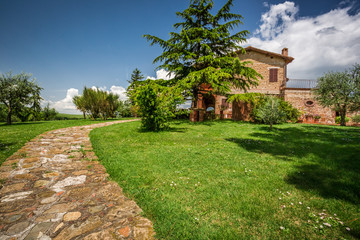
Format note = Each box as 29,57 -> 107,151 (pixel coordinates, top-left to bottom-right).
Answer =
228,93 -> 300,123
41,103 -> 58,121
127,68 -> 145,98
278,100 -> 301,123
117,100 -> 132,117
352,115 -> 360,123
144,0 -> 261,106
228,93 -> 264,107
255,97 -> 286,130
314,63 -> 360,126
72,95 -> 86,119
0,104 -> 7,122
134,80 -> 183,131
0,72 -> 43,124
173,108 -> 190,119
73,87 -> 120,120
335,116 -> 350,124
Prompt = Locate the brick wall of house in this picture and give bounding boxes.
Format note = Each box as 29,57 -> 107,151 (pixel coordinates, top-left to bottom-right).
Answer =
232,51 -> 286,95
284,89 -> 335,124
214,95 -> 232,117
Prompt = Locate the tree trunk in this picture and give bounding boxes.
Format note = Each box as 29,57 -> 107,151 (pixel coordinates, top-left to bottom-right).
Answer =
269,122 -> 273,131
340,109 -> 346,126
83,111 -> 86,119
7,107 -> 12,125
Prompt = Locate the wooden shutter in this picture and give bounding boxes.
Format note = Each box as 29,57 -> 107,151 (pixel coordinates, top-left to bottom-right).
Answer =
269,68 -> 278,82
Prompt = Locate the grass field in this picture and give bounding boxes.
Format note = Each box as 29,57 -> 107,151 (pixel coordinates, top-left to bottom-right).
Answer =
56,113 -> 85,119
91,120 -> 360,239
0,119 -> 117,164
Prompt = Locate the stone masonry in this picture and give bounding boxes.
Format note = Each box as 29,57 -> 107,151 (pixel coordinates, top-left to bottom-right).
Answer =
235,47 -> 290,95
0,120 -> 154,240
284,88 -> 335,124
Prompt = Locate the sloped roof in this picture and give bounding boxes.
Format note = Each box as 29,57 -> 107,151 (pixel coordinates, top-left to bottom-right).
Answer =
286,79 -> 318,89
240,46 -> 294,64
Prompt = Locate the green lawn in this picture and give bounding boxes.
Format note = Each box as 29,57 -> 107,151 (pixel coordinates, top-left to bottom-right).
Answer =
0,119 -> 118,164
90,120 -> 360,239
56,113 -> 85,119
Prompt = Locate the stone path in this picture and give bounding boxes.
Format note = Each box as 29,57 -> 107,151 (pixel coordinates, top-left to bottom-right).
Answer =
0,120 -> 154,240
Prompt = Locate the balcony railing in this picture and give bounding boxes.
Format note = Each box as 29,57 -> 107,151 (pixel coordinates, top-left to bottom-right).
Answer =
286,79 -> 318,89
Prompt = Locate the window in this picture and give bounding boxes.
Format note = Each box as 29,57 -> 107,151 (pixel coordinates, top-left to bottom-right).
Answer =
305,100 -> 315,107
269,68 -> 278,82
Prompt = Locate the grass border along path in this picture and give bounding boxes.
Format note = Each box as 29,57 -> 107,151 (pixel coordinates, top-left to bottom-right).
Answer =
0,119 -> 129,165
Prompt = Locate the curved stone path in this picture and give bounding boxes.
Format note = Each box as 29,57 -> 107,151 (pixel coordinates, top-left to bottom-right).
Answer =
0,120 -> 154,240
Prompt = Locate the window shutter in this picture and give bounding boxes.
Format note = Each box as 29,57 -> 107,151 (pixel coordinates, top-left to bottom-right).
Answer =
269,68 -> 278,82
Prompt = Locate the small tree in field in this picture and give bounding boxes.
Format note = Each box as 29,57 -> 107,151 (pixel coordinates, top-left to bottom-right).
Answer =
41,103 -> 58,121
0,72 -> 42,124
144,0 -> 261,108
314,64 -> 360,126
73,87 -> 120,120
256,97 -> 285,130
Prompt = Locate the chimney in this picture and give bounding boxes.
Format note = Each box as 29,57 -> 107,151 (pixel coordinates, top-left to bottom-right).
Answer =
282,48 -> 288,56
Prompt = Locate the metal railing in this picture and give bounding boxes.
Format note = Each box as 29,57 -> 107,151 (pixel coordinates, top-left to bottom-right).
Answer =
286,79 -> 318,89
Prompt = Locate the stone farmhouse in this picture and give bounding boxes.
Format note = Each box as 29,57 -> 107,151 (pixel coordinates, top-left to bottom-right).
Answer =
190,46 -> 337,124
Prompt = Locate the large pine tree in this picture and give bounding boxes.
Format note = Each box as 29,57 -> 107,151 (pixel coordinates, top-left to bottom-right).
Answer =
144,0 -> 261,107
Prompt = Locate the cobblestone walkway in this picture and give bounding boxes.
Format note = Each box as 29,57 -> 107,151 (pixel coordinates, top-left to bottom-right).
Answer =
0,120 -> 154,240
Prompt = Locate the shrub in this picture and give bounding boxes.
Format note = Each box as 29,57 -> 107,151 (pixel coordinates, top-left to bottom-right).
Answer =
117,100 -> 132,117
255,97 -> 286,130
246,95 -> 300,123
173,109 -> 190,119
279,100 -> 301,122
335,116 -> 350,124
134,81 -> 183,131
41,103 -> 58,121
352,115 -> 360,123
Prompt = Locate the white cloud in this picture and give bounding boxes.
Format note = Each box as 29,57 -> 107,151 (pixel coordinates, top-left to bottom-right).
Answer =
246,1 -> 360,79
109,85 -> 128,100
147,69 -> 175,80
46,88 -> 80,114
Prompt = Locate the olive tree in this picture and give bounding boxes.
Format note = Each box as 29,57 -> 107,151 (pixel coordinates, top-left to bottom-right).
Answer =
314,64 -> 360,126
256,97 -> 286,130
0,72 -> 42,124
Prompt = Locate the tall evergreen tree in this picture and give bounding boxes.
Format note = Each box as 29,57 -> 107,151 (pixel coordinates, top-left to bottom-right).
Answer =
127,68 -> 144,85
127,68 -> 145,104
144,0 -> 261,107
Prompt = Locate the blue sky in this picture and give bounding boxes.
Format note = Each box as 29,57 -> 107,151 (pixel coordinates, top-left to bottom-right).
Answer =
0,0 -> 359,113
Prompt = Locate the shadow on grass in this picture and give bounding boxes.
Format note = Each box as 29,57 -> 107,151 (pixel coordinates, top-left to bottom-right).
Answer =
137,127 -> 188,133
225,124 -> 360,204
0,122 -> 43,127
0,142 -> 15,151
